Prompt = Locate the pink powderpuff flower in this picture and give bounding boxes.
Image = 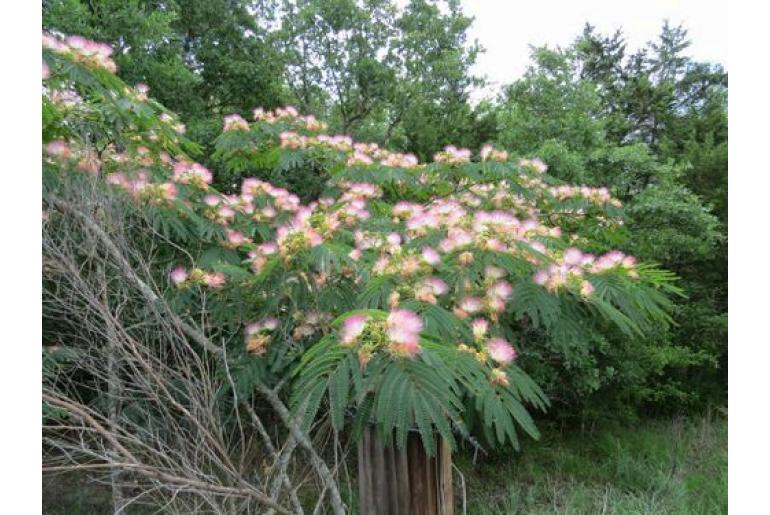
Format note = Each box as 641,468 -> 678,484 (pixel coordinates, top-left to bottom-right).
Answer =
218,205 -> 235,221
423,277 -> 449,296
530,158 -> 548,174
487,338 -> 517,365
261,317 -> 280,331
472,318 -> 488,341
488,280 -> 513,301
305,228 -> 323,247
386,309 -> 423,357
421,246 -> 441,265
257,242 -> 278,255
159,182 -> 177,200
533,270 -> 548,285
580,280 -> 595,297
245,322 -> 262,336
42,60 -> 50,80
204,194 -> 221,207
226,229 -> 248,246
66,35 -> 87,50
349,248 -> 362,261
459,297 -> 484,314
223,114 -> 249,131
340,314 -> 370,345
564,247 -> 583,266
203,272 -> 226,288
169,267 -> 188,287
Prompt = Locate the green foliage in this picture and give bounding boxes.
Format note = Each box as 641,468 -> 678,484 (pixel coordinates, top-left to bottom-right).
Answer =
490,23 -> 727,417
459,414 -> 727,514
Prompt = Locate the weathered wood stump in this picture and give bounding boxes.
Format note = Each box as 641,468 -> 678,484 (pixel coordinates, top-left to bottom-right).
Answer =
357,427 -> 453,515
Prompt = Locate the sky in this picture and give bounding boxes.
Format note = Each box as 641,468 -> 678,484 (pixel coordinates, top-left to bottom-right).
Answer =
457,0 -> 728,99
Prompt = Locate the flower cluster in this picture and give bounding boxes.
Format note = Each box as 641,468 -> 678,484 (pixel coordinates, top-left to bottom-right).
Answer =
244,317 -> 279,355
169,267 -> 226,289
549,185 -> 622,207
518,158 -> 548,174
159,112 -> 186,134
277,130 -> 421,170
480,144 -> 509,162
172,161 -> 213,189
223,114 -> 250,132
254,106 -> 328,131
433,145 -> 472,165
338,309 -> 424,365
43,32 -> 116,73
459,327 -> 518,387
532,247 -> 638,296
45,46 -> 648,385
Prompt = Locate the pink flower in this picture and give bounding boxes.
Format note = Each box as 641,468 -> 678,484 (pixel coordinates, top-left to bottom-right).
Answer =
159,182 -> 177,200
341,314 -> 369,345
580,280 -> 595,297
204,195 -> 221,207
169,267 -> 187,287
421,246 -> 441,265
226,229 -> 248,246
488,280 -> 513,301
530,158 -> 548,173
257,242 -> 278,255
245,322 -> 262,336
564,248 -> 583,266
262,317 -> 279,331
423,277 -> 449,295
223,113 -> 249,131
387,309 -> 423,357
387,232 -> 402,246
533,270 -> 548,285
472,318 -> 488,341
203,272 -> 225,288
42,60 -> 50,80
487,338 -> 517,365
459,297 -> 484,314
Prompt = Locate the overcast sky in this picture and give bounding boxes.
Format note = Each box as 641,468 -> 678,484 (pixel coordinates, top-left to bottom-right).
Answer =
458,0 -> 728,99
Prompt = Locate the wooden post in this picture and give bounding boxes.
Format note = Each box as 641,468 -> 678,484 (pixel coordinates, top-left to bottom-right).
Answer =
358,427 -> 453,515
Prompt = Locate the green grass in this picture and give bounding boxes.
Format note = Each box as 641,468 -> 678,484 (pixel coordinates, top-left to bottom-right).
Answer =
456,412 -> 727,514
43,414 -> 727,514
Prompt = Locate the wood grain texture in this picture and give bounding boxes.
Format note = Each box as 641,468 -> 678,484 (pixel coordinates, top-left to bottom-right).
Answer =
358,427 -> 453,515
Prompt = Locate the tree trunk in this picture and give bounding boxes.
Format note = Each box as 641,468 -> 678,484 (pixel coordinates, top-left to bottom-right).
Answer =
357,427 -> 453,515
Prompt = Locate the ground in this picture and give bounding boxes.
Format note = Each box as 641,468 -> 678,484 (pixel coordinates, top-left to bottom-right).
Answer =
457,413 -> 727,514
43,413 -> 727,514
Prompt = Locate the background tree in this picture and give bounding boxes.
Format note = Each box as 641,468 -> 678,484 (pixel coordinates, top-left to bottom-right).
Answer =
490,23 -> 727,416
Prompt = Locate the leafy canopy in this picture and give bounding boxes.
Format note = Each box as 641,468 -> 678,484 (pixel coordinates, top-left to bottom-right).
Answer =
43,31 -> 678,454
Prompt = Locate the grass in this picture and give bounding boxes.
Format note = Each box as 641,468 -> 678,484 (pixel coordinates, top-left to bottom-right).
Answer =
43,413 -> 727,514
456,412 -> 727,514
